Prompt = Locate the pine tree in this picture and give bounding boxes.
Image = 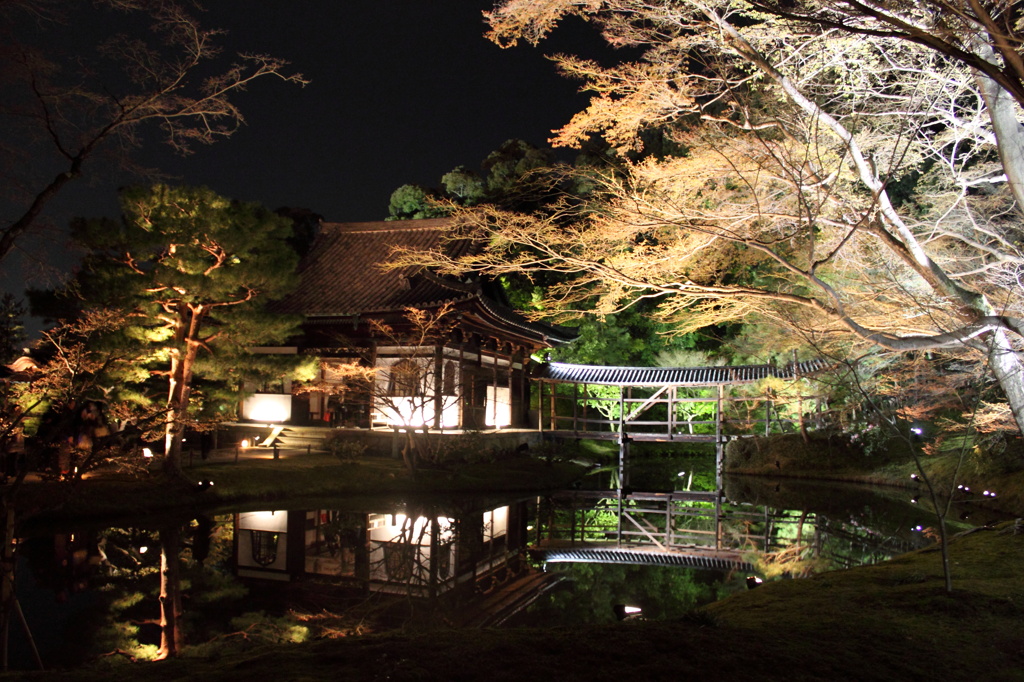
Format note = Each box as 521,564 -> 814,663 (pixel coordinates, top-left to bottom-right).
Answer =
72,185 -> 316,475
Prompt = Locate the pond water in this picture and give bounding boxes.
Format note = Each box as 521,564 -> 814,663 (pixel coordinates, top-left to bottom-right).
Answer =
3,450 -> 997,670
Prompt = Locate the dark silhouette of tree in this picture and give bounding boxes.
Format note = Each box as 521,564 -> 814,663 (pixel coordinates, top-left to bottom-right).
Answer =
0,296 -> 25,367
0,0 -> 307,264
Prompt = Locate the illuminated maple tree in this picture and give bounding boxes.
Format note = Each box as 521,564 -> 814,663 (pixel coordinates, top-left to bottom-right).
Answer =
397,0 -> 1024,434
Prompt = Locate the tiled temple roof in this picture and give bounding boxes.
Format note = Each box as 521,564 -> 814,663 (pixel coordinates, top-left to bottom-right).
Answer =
533,359 -> 832,387
274,219 -> 474,317
274,218 -> 575,346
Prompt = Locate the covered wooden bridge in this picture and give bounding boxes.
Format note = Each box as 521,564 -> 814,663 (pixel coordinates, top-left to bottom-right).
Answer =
532,358 -> 832,511
533,358 -> 833,444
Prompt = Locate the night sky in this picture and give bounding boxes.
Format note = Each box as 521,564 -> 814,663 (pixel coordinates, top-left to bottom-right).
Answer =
4,2 -> 612,305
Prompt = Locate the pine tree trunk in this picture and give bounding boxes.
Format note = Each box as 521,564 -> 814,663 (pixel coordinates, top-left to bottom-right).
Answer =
155,526 -> 184,660
164,306 -> 203,475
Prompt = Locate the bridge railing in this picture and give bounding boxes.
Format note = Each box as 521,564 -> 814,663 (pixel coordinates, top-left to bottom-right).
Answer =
537,382 -> 832,440
537,491 -> 814,556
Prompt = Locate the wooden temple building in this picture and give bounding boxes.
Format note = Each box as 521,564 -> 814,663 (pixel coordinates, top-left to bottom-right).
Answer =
240,218 -> 574,431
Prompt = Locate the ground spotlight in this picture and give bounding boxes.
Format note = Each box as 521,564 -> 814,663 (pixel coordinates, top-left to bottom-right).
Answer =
746,576 -> 763,590
613,604 -> 643,620
196,479 -> 215,491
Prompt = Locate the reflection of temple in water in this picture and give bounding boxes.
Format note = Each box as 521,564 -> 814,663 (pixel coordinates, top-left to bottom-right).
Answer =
235,501 -> 529,598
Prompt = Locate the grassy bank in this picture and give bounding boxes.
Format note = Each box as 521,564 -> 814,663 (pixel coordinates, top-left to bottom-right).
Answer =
9,519 -> 1023,681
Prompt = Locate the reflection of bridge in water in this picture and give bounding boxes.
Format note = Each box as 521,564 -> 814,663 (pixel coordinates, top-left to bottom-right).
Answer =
526,360 -> 904,573
530,486 -> 921,574
532,489 -> 766,573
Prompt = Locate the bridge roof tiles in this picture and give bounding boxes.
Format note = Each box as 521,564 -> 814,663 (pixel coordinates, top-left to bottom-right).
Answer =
532,547 -> 754,572
533,359 -> 832,387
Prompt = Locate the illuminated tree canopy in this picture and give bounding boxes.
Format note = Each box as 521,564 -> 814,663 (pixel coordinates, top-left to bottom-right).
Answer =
72,185 -> 316,473
394,0 -> 1024,433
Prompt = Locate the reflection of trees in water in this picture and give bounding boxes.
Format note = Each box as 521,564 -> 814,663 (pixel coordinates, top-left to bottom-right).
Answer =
305,511 -> 364,578
752,507 -> 925,577
368,507 -> 455,599
16,516 -> 255,664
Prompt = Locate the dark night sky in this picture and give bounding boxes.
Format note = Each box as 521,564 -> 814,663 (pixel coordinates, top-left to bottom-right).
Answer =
4,2 -> 612,305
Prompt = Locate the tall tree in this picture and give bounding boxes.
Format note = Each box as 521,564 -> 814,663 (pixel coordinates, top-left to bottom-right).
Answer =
0,0 -> 307,264
386,139 -> 558,220
398,0 -> 1024,433
73,184 -> 313,474
0,295 -> 25,367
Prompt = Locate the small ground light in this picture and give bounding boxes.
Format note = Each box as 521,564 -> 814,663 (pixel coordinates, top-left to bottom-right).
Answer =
240,439 -> 250,448
196,479 -> 214,491
613,604 -> 643,620
911,427 -> 923,435
138,545 -> 148,554
746,576 -> 763,589
912,525 -> 924,531
142,448 -> 153,458
911,496 -> 920,504
910,474 -> 920,481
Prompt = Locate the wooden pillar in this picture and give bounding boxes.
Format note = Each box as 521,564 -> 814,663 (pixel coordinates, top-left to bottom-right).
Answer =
506,353 -> 515,427
548,382 -> 556,431
618,433 -> 630,490
491,351 -> 498,429
366,341 -> 378,429
458,343 -> 465,429
433,346 -> 443,431
616,486 -> 623,549
428,518 -> 440,600
538,381 -> 545,434
618,387 -> 625,435
715,492 -> 723,551
715,384 -> 724,492
668,386 -> 675,440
